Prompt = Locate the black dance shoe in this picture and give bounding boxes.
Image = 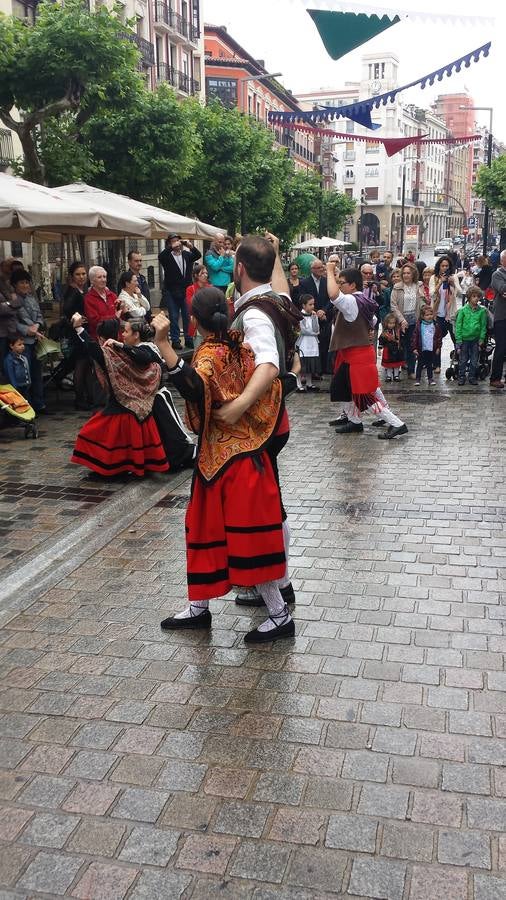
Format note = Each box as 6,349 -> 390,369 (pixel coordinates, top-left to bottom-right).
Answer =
335,421 -> 363,434
160,609 -> 211,630
244,617 -> 295,644
378,424 -> 408,440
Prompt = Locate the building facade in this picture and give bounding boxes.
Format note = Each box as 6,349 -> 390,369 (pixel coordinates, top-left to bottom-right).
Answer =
204,25 -> 316,175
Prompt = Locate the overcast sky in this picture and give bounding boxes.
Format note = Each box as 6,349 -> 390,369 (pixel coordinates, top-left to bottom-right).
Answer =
204,0 -> 503,141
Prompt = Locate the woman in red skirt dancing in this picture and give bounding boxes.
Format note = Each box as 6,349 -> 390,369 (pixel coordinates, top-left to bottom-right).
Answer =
70,315 -> 168,477
152,287 -> 296,644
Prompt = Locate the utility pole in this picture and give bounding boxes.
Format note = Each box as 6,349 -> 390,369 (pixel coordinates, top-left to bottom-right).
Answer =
400,166 -> 406,255
359,189 -> 366,257
482,127 -> 493,255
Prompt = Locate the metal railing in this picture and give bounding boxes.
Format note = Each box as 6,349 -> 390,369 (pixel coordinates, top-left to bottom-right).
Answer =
0,129 -> 14,169
154,3 -> 199,41
119,31 -> 155,67
156,62 -> 200,95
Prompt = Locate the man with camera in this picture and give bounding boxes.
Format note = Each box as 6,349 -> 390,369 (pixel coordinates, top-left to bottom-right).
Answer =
158,233 -> 201,349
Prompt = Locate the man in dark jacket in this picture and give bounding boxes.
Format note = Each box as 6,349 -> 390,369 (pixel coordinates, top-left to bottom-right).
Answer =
158,233 -> 201,349
0,277 -> 22,378
490,250 -> 506,388
300,259 -> 332,372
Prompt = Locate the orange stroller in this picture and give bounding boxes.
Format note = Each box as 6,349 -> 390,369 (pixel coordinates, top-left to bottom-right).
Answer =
0,384 -> 38,438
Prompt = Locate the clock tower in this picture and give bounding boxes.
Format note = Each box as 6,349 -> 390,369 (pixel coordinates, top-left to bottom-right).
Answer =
361,53 -> 399,97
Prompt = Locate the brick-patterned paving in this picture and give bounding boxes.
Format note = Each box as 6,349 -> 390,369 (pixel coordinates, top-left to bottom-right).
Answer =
0,379 -> 505,898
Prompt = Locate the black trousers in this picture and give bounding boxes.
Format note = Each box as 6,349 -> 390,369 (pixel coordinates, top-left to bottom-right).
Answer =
415,350 -> 434,382
491,319 -> 506,382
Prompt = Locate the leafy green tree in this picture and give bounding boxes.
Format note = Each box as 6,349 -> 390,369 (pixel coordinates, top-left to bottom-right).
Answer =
0,0 -> 142,184
474,155 -> 506,217
309,189 -> 356,238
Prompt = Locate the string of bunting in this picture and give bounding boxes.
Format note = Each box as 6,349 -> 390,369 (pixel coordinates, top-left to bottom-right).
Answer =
278,123 -> 482,157
267,42 -> 491,130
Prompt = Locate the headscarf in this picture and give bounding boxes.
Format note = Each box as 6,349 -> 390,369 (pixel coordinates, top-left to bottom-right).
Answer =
97,342 -> 160,422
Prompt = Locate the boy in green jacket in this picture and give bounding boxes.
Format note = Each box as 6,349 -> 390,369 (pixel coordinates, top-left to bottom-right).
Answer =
455,286 -> 488,385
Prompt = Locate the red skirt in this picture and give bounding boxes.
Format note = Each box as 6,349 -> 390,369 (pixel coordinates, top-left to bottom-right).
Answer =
331,345 -> 379,410
71,411 -> 169,477
185,453 -> 286,601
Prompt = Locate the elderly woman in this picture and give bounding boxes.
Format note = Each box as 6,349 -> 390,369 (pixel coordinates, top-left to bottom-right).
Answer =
390,263 -> 426,379
83,266 -> 117,340
429,256 -> 462,372
117,271 -> 150,320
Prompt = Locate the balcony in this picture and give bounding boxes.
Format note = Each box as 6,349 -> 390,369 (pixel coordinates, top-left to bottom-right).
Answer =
0,129 -> 14,170
343,174 -> 355,184
120,32 -> 155,67
156,62 -> 200,95
154,3 -> 199,43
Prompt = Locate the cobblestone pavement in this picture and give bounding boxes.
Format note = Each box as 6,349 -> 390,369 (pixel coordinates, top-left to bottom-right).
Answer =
0,371 -> 505,899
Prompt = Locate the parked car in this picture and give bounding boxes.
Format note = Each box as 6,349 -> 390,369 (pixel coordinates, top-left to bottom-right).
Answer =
434,239 -> 454,256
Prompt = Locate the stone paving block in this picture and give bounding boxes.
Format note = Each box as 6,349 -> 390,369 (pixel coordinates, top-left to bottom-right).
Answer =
420,732 -> 466,762
393,757 -> 441,788
293,747 -> 344,777
348,857 -> 407,900
361,701 -> 402,726
0,712 -> 44,737
279,717 -> 323,745
112,786 -> 170,823
449,710 -> 492,736
17,850 -> 83,894
409,865 -> 468,900
467,798 -> 506,832
63,781 -> 120,815
158,730 -> 206,760
156,759 -> 207,792
105,701 -> 154,724
438,829 -> 491,868
63,750 -> 118,780
191,877 -> 253,900
203,767 -> 255,799
372,727 -> 417,756
381,821 -> 434,861
0,806 -> 33,841
442,762 -> 490,795
325,812 -> 377,852
112,725 -> 164,755
341,749 -> 389,782
303,776 -> 353,810
468,738 -> 506,766
0,739 -> 30,769
0,845 -> 32,886
161,794 -> 217,830
214,801 -> 271,838
72,861 -> 138,900
176,833 -> 236,876
473,874 -> 506,900
119,824 -> 180,865
67,820 -> 126,856
411,789 -> 463,827
358,784 -> 410,820
268,808 -> 325,845
18,774 -> 75,808
325,721 -> 370,750
317,697 -> 359,721
253,773 -> 305,806
109,753 -> 164,786
19,811 -> 79,848
128,870 -> 192,900
286,847 -> 347,893
71,722 -> 123,750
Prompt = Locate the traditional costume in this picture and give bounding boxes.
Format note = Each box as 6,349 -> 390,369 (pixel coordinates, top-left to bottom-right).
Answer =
378,324 -> 405,381
165,333 -> 286,602
71,332 -> 168,476
296,311 -> 320,390
329,290 -> 408,439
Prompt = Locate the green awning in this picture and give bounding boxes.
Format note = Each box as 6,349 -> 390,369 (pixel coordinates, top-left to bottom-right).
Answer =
308,10 -> 400,60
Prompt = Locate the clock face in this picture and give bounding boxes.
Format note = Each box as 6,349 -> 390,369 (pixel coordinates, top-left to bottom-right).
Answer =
371,80 -> 382,95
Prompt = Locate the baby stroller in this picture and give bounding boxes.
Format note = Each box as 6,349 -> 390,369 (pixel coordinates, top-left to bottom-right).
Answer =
0,384 -> 38,438
445,338 -> 495,382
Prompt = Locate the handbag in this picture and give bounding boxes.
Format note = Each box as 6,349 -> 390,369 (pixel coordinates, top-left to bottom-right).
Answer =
35,336 -> 61,362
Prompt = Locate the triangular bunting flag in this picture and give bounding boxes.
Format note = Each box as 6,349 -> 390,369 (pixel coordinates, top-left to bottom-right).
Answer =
382,136 -> 421,157
308,10 -> 400,60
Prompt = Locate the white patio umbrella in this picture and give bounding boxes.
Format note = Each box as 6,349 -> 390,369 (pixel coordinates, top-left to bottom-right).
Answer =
292,237 -> 351,250
57,183 -> 225,241
0,174 -> 151,241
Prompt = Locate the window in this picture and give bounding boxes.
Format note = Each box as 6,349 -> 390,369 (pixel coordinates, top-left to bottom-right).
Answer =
206,77 -> 238,108
365,141 -> 379,154
11,241 -> 23,257
147,266 -> 155,289
346,120 -> 354,134
345,188 -> 353,198
381,63 -> 385,78
374,63 -> 380,79
365,187 -> 378,200
146,240 -> 154,254
365,166 -> 379,178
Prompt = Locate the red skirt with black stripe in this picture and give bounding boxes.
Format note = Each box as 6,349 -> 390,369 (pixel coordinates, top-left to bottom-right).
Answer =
185,453 -> 286,601
71,411 -> 169,477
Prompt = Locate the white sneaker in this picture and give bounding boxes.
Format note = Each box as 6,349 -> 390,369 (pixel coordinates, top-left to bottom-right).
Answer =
414,381 -> 420,386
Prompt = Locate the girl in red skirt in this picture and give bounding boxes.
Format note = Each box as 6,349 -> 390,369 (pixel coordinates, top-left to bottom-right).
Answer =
378,312 -> 405,382
152,287 -> 295,645
70,316 -> 168,477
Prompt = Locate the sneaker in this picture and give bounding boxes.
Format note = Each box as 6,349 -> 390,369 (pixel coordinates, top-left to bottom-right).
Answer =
414,381 -> 420,386
393,375 -> 401,382
490,380 -> 505,389
429,380 -> 436,386
306,385 -> 320,392
385,375 -> 392,382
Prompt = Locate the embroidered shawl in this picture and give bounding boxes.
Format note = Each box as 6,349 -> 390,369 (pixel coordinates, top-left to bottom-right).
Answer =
97,343 -> 161,422
186,333 -> 282,483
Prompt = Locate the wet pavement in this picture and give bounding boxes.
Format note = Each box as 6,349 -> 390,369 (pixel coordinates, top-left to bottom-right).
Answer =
0,366 -> 505,899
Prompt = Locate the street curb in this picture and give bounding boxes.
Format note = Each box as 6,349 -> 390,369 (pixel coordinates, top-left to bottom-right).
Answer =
0,468 -> 192,628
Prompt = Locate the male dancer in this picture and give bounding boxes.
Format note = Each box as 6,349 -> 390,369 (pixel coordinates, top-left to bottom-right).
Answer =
213,233 -> 299,612
326,264 -> 408,440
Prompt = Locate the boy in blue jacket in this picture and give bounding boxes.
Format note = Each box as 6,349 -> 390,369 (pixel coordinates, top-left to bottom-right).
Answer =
4,334 -> 31,399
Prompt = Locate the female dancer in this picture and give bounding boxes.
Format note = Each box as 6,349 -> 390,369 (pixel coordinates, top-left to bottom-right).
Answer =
70,315 -> 168,477
153,287 -> 295,645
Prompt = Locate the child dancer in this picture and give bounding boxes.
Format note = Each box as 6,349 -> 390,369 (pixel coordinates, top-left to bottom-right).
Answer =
295,294 -> 320,392
153,288 -> 295,645
411,305 -> 442,386
378,312 -> 405,382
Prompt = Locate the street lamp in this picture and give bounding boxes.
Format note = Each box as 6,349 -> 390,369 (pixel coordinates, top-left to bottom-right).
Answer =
359,189 -> 367,257
460,105 -> 493,256
239,71 -> 282,83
